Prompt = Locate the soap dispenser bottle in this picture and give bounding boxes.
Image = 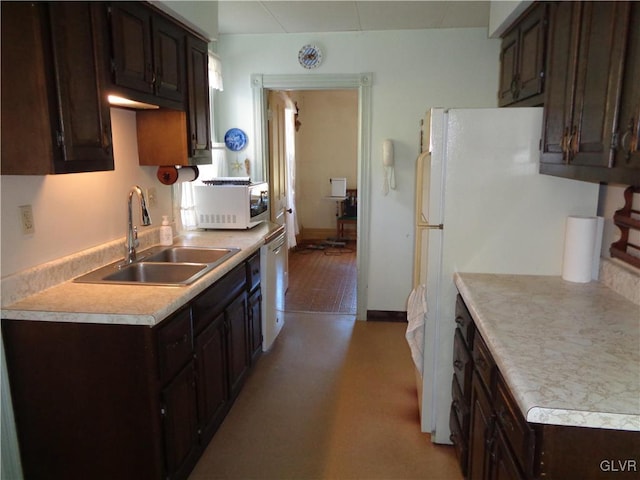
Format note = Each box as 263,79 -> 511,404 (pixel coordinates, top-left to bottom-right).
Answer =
159,215 -> 173,246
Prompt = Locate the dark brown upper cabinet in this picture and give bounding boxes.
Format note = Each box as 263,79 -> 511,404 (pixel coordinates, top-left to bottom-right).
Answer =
1,2 -> 114,175
186,36 -> 213,164
498,3 -> 548,107
109,1 -> 186,109
540,1 -> 639,186
615,3 -> 640,172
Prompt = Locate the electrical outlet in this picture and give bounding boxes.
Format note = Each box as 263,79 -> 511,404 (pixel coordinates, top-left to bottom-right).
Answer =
146,187 -> 157,208
19,205 -> 35,234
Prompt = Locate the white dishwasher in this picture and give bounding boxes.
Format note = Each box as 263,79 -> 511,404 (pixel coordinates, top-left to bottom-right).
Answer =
260,230 -> 287,351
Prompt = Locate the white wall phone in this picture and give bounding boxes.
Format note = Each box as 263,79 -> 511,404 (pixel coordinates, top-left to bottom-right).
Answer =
383,139 -> 395,195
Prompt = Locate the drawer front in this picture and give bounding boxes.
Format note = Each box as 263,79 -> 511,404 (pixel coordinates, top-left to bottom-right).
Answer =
455,294 -> 475,348
451,375 -> 470,437
472,333 -> 495,394
157,306 -> 193,383
246,251 -> 260,292
495,373 -> 534,476
192,263 -> 246,334
452,329 -> 473,401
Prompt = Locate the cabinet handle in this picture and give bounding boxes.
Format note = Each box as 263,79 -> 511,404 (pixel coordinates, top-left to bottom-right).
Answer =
475,356 -> 487,370
167,333 -> 188,350
454,315 -> 464,327
569,125 -> 579,156
621,117 -> 638,162
102,126 -> 111,153
561,126 -> 570,159
146,63 -> 154,87
497,406 -> 515,432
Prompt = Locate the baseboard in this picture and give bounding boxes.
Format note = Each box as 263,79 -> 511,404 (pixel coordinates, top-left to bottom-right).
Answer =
299,227 -> 336,242
366,310 -> 407,322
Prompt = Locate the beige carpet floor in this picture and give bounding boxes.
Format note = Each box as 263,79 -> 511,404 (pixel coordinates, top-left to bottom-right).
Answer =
188,312 -> 461,480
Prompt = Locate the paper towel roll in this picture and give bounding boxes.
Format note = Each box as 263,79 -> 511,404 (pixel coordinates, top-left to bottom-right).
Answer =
562,216 -> 598,283
156,166 -> 199,185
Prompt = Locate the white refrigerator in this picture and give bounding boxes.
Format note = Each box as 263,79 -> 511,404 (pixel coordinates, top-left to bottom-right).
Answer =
412,108 -> 600,444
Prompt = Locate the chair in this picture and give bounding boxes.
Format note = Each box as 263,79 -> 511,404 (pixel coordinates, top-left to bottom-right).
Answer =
337,189 -> 357,239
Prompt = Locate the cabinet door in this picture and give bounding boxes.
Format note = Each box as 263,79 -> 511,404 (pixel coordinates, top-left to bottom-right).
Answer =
195,312 -> 228,444
109,2 -> 154,94
186,35 -> 213,163
490,428 -> 523,480
1,1 -> 114,174
516,5 -> 547,103
615,2 -> 640,170
1,2 -> 56,174
570,1 -> 630,168
498,29 -> 519,106
161,361 -> 200,480
152,14 -> 185,103
498,4 -> 546,107
468,375 -> 494,480
540,1 -> 581,165
248,288 -> 263,363
226,292 -> 250,400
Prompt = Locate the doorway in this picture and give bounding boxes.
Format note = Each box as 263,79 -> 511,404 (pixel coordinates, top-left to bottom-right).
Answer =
267,89 -> 358,315
252,73 -> 372,320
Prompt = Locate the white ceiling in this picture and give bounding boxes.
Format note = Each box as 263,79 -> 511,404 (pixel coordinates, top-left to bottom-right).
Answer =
217,1 -> 491,35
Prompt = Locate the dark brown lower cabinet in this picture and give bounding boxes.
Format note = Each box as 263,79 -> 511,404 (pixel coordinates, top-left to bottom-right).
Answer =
455,293 -> 640,480
195,312 -> 228,445
468,375 -> 494,480
2,255 -> 262,480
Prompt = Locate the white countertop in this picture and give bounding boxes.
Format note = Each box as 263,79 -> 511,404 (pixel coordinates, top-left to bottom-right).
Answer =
454,272 -> 640,431
1,223 -> 283,327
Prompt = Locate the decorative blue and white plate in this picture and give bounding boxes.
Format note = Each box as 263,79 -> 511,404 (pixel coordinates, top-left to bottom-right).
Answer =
224,128 -> 248,151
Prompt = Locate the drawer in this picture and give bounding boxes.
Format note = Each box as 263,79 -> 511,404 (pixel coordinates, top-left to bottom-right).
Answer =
192,262 -> 246,334
455,294 -> 475,348
452,329 -> 473,402
495,372 -> 534,476
472,332 -> 495,394
451,375 -> 470,437
246,251 -> 260,292
157,306 -> 193,383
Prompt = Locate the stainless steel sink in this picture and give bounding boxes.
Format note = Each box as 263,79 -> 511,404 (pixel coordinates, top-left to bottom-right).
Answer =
141,246 -> 239,265
74,246 -> 240,286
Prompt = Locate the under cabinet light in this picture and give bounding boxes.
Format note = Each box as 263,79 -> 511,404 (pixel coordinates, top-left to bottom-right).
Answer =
108,95 -> 159,110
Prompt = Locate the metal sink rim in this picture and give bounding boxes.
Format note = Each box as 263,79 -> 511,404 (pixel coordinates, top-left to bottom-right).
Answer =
73,245 -> 241,286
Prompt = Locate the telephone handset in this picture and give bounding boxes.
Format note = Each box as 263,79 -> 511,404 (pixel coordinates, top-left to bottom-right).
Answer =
383,139 -> 395,194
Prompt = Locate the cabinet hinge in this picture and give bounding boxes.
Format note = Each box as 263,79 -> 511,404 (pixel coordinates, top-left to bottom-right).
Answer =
160,406 -> 166,417
56,131 -> 64,147
110,58 -> 116,74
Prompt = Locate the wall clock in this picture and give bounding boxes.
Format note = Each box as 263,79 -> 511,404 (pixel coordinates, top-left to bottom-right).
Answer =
298,44 -> 323,69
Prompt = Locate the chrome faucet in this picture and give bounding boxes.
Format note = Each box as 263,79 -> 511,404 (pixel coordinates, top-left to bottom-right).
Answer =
124,185 -> 151,264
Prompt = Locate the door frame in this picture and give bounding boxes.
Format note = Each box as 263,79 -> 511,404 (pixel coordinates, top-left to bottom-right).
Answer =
251,73 -> 372,320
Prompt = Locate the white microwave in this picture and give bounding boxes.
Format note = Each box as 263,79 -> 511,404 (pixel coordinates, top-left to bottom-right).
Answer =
194,180 -> 269,230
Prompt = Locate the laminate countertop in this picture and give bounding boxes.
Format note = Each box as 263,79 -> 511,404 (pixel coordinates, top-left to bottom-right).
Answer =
454,272 -> 640,432
1,223 -> 284,327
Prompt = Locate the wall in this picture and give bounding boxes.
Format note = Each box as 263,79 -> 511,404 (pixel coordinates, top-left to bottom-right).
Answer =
292,90 -> 358,233
215,28 -> 501,312
0,108 -> 174,277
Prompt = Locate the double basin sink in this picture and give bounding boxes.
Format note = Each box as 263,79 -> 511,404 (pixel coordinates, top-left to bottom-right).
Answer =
74,246 -> 240,286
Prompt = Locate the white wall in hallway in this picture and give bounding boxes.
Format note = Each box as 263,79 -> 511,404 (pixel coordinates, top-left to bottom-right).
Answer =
215,28 -> 500,311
